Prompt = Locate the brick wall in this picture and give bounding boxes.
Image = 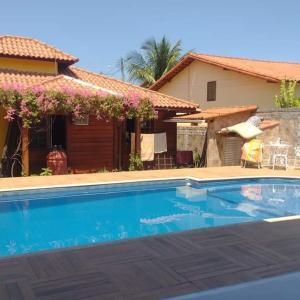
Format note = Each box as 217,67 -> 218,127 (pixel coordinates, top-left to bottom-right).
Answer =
177,125 -> 207,155
258,108 -> 300,158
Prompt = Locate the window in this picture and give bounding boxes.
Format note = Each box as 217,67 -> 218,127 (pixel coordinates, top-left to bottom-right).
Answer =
72,114 -> 89,125
29,119 -> 48,149
207,81 -> 216,101
141,120 -> 154,133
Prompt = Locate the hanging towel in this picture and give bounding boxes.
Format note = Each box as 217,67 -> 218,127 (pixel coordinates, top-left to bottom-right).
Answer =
131,133 -> 135,154
221,122 -> 262,139
154,132 -> 167,153
131,133 -> 155,161
241,139 -> 263,163
141,134 -> 155,161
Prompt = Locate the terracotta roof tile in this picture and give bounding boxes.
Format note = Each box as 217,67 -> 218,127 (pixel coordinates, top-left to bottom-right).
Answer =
64,66 -> 199,110
259,120 -> 279,130
0,68 -> 198,110
36,75 -> 120,96
150,52 -> 300,90
0,69 -> 55,87
171,105 -> 257,121
0,35 -> 78,64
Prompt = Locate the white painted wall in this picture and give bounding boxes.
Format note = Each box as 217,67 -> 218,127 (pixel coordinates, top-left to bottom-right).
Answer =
158,61 -> 300,110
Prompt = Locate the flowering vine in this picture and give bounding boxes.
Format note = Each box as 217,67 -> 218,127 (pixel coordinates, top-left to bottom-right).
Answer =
0,83 -> 156,127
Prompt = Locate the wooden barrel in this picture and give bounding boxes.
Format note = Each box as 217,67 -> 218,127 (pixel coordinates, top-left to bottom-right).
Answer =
47,150 -> 68,175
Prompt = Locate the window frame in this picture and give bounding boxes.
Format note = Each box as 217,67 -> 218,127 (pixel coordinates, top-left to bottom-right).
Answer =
207,81 -> 216,102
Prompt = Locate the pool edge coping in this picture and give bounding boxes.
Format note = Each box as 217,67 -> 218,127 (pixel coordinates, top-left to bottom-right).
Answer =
0,175 -> 300,192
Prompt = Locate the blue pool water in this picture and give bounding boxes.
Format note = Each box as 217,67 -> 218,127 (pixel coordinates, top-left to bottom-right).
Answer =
0,177 -> 300,257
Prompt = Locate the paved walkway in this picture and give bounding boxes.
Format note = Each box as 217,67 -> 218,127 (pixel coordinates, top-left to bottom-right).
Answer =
0,166 -> 300,190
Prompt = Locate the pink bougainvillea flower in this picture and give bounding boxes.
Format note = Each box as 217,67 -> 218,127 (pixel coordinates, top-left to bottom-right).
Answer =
1,82 -> 12,91
96,90 -> 108,98
31,85 -> 45,94
124,91 -> 140,108
73,104 -> 81,118
12,82 -> 26,93
20,99 -> 32,117
4,107 -> 16,121
78,88 -> 93,98
61,85 -> 76,97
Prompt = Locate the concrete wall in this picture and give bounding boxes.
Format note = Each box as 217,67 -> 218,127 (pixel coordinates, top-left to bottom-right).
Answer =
177,125 -> 207,156
258,109 -> 300,159
176,109 -> 300,167
206,111 -> 254,167
158,61 -> 300,110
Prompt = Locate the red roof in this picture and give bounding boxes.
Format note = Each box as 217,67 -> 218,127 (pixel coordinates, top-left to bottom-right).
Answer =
0,35 -> 198,111
63,66 -> 199,110
0,68 -> 198,110
170,105 -> 257,121
150,52 -> 300,90
259,120 -> 279,130
0,35 -> 78,64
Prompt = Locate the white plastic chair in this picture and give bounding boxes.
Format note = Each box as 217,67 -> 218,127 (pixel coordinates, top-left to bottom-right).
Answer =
294,146 -> 300,169
272,145 -> 289,170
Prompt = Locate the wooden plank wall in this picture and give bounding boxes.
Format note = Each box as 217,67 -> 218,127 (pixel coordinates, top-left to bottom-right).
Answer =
28,111 -> 177,174
143,110 -> 177,169
66,116 -> 115,173
29,149 -> 49,174
154,111 -> 177,155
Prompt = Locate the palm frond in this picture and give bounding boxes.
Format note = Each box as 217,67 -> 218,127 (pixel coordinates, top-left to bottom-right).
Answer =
124,36 -> 183,86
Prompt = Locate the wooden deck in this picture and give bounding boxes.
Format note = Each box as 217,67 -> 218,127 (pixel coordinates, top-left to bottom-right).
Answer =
1,220 -> 300,299
0,167 -> 300,299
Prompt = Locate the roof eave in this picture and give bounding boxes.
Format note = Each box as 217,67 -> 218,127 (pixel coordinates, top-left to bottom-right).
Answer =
150,53 -> 283,91
149,55 -> 194,90
0,54 -> 79,65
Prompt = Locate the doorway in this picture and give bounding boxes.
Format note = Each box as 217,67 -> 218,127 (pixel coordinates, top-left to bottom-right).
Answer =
51,115 -> 66,150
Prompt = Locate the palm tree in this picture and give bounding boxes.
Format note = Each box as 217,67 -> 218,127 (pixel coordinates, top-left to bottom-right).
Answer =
125,36 -> 182,87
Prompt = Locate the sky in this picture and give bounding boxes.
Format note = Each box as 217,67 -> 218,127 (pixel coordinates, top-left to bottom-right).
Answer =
1,0 -> 300,79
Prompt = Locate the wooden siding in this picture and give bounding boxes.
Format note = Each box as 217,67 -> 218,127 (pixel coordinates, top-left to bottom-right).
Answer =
143,111 -> 177,169
29,149 -> 48,174
66,116 -> 115,173
28,111 -> 177,174
154,111 -> 177,155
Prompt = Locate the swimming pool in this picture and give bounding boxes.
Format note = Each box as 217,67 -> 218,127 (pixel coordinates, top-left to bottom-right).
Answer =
0,177 -> 300,257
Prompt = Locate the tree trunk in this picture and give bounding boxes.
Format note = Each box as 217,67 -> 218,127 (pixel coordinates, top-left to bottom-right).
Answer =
21,126 -> 29,176
134,118 -> 141,156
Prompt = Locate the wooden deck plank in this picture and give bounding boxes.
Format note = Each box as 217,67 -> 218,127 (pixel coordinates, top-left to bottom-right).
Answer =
0,221 -> 300,299
30,271 -> 117,300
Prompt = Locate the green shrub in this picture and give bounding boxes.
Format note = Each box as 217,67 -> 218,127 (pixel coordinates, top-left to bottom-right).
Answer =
193,148 -> 201,168
98,167 -> 109,173
129,154 -> 143,171
40,167 -> 53,176
275,79 -> 300,108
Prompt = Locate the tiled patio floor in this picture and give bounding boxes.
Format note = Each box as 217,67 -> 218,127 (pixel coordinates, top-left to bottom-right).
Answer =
0,167 -> 300,299
0,166 -> 299,190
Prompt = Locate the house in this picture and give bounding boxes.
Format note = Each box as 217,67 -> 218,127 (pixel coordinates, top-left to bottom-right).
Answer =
150,52 -> 300,109
0,35 -> 198,176
167,105 -> 279,167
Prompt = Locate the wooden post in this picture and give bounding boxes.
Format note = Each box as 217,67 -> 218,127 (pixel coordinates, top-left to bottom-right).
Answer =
134,117 -> 141,156
21,126 -> 29,176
